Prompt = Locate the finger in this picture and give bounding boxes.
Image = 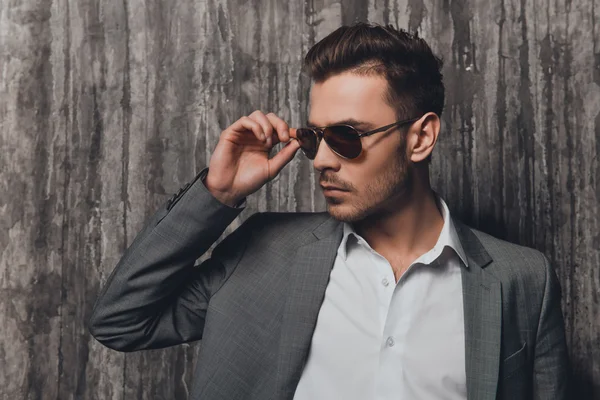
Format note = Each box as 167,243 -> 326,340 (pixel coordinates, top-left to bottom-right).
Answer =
228,116 -> 266,143
249,110 -> 274,147
267,139 -> 302,179
288,127 -> 297,140
265,113 -> 290,143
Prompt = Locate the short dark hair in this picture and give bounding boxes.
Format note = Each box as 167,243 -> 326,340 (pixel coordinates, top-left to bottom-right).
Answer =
303,22 -> 445,122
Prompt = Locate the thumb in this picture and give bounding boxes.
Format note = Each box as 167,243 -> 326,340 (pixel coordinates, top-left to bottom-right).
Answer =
267,139 -> 301,179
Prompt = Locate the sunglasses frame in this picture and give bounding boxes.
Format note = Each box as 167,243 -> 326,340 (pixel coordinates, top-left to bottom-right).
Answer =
295,116 -> 421,160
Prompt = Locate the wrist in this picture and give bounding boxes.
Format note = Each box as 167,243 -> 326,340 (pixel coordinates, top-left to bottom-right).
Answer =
202,174 -> 243,208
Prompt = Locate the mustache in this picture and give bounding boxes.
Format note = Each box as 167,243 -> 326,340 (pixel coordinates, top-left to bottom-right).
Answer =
319,174 -> 350,190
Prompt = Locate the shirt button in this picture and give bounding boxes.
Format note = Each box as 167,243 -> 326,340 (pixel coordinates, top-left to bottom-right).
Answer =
386,336 -> 395,347
381,277 -> 390,287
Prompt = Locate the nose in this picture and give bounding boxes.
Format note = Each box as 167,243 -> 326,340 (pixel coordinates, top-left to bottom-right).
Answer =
313,136 -> 341,173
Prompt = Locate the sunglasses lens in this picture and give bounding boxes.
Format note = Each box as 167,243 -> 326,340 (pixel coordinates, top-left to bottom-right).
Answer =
296,128 -> 318,159
324,126 -> 362,159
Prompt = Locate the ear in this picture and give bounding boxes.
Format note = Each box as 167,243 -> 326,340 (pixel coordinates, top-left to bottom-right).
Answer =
407,112 -> 440,163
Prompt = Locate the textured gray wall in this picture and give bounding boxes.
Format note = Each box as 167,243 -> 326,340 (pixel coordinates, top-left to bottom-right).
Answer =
0,0 -> 598,399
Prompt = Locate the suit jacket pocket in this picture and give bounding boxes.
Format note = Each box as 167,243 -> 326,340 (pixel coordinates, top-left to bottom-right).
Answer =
502,341 -> 527,379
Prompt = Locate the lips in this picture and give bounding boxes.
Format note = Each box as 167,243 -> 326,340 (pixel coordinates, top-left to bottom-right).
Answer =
320,185 -> 347,191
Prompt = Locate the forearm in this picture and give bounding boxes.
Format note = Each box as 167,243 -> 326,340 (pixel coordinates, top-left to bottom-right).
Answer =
88,168 -> 246,351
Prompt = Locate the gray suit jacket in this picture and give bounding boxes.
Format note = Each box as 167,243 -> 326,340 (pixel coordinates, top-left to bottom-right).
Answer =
89,167 -> 570,400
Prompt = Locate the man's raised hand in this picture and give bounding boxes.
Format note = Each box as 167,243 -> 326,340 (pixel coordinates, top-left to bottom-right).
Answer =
204,110 -> 301,207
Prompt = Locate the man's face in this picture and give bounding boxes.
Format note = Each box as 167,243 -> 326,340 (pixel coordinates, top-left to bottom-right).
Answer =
308,71 -> 415,223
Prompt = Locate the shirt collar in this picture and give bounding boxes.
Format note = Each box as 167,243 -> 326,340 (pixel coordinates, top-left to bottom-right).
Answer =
337,192 -> 469,268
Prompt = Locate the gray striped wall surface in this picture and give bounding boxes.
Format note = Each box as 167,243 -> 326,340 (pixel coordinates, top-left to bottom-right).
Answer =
0,0 -> 598,398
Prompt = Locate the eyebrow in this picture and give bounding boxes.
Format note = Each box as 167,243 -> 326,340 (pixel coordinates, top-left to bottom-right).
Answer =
306,119 -> 375,130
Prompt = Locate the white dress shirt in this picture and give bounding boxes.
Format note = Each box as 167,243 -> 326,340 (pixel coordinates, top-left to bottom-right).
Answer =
293,193 -> 470,400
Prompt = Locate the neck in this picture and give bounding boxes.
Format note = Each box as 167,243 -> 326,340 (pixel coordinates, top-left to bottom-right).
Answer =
352,176 -> 444,262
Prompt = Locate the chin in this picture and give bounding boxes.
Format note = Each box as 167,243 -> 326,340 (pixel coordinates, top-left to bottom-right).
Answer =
325,201 -> 370,223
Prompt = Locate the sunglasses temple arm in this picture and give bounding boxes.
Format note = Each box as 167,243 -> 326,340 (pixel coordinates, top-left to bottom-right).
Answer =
359,118 -> 419,138
359,122 -> 399,137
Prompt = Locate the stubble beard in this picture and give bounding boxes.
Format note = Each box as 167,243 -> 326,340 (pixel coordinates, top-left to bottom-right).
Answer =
326,148 -> 414,223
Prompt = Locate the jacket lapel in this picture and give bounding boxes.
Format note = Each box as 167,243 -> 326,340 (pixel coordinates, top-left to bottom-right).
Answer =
274,215 -> 343,399
454,219 -> 502,400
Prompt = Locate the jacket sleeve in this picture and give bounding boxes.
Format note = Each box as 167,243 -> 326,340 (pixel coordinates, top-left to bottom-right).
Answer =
87,167 -> 260,352
533,255 -> 571,399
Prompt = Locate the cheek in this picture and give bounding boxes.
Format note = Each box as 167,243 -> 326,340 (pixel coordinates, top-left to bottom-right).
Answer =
349,161 -> 391,190
364,134 -> 403,159
366,150 -> 399,176
345,142 -> 404,190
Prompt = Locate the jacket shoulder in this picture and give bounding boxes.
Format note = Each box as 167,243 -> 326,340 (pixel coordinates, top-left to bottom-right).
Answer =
469,226 -> 547,264
465,224 -> 553,291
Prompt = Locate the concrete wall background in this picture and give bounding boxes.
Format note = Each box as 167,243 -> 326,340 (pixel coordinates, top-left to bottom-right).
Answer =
1,0 -> 598,398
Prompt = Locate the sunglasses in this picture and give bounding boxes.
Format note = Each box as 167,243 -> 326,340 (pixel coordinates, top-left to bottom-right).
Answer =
293,117 -> 420,160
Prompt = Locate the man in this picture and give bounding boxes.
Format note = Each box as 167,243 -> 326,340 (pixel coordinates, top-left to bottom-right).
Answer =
88,23 -> 570,399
